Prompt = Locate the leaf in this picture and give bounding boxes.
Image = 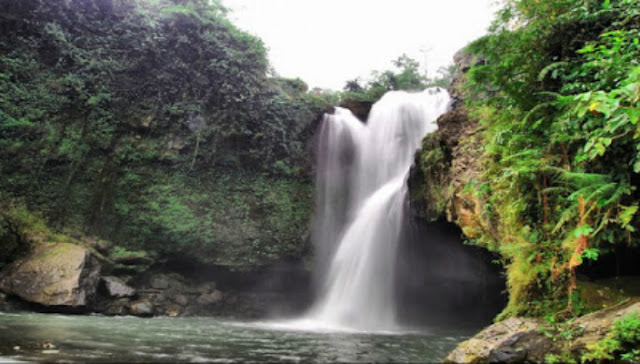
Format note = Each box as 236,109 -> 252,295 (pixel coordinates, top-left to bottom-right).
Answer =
619,205 -> 638,227
573,225 -> 594,238
538,62 -> 568,81
582,248 -> 599,261
624,108 -> 640,125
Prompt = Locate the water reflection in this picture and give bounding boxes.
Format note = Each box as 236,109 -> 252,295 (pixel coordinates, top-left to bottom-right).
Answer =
0,312 -> 472,363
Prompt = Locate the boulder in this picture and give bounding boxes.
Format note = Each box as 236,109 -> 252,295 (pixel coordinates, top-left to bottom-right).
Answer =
444,317 -> 541,363
339,99 -> 373,122
196,281 -> 216,294
445,300 -> 640,363
129,299 -> 154,317
103,298 -> 130,316
173,294 -> 189,306
101,276 -> 135,298
150,276 -> 170,290
196,290 -> 223,305
0,242 -> 100,307
165,304 -> 183,317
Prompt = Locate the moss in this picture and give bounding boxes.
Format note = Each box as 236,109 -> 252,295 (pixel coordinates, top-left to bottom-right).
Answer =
409,133 -> 452,221
116,171 -> 313,268
578,278 -> 640,313
0,0 -> 324,271
582,312 -> 640,363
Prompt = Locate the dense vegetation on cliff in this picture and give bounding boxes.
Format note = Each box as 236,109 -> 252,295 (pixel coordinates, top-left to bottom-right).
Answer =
456,0 -> 639,318
0,0 -> 330,268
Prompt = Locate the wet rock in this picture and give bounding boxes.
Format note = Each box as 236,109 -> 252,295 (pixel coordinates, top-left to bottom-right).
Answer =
445,300 -> 640,363
487,332 -> 529,363
103,298 -> 130,316
196,290 -> 223,305
196,281 -> 216,294
165,304 -> 182,317
339,99 -> 373,122
0,242 -> 101,307
444,317 -> 541,363
130,299 -> 154,317
173,294 -> 189,306
150,276 -> 170,290
102,276 -> 135,298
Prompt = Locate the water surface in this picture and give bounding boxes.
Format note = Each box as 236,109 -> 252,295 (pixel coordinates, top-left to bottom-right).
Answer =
0,312 -> 471,362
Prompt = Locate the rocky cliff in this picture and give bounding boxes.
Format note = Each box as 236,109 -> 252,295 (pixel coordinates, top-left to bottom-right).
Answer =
409,50 -> 487,236
411,46 -> 640,362
0,0 -> 330,271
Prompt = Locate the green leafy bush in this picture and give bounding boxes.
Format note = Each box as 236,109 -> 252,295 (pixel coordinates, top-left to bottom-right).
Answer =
0,0 -> 325,267
582,312 -> 640,362
461,0 -> 640,317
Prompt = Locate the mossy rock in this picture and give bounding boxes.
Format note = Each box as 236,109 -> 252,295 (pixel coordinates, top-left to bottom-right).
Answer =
0,242 -> 101,306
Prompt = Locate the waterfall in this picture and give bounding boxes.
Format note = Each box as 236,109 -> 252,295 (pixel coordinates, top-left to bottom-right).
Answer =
305,88 -> 451,331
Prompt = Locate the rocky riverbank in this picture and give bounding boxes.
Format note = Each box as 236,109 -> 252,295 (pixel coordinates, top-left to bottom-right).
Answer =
0,235 -> 311,319
445,299 -> 640,363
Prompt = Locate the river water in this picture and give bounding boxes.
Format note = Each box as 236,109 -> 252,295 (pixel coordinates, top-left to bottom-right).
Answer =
0,312 -> 473,362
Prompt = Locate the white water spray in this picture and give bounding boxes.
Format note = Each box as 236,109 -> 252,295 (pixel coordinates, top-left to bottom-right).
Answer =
302,88 -> 451,331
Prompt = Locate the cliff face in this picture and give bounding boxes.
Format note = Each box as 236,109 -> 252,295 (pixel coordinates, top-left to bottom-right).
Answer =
0,0 -> 330,270
414,12 -> 640,358
409,51 -> 487,237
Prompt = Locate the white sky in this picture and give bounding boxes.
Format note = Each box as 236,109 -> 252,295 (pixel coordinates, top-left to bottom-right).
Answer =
223,0 -> 498,91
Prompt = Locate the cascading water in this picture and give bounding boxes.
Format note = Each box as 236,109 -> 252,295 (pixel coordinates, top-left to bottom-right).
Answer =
304,88 -> 451,331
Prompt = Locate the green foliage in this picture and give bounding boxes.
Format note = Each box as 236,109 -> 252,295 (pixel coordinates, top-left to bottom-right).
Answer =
545,352 -> 577,364
114,171 -> 313,267
339,54 -> 451,103
0,201 -> 83,266
0,0 -> 325,267
582,312 -> 640,363
539,316 -> 585,342
409,133 -> 453,220
461,0 -> 640,317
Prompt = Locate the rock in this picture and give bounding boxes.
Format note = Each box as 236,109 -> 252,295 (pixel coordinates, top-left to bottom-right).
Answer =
103,298 -> 130,316
225,294 -> 237,305
570,300 -> 640,351
150,276 -> 170,290
129,299 -> 154,317
339,99 -> 373,122
445,300 -> 640,363
82,237 -> 109,255
451,49 -> 487,105
166,277 -> 188,292
165,304 -> 182,317
102,276 -> 135,298
444,317 -> 541,363
196,281 -> 216,294
111,250 -> 154,267
0,242 -> 101,307
173,294 -> 189,306
487,332 -> 529,363
196,290 -> 223,305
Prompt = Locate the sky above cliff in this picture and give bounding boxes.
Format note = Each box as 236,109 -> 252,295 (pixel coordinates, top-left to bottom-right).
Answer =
223,0 -> 497,91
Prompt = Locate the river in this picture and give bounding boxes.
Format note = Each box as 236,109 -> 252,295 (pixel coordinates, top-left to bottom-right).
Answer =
0,312 -> 473,362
